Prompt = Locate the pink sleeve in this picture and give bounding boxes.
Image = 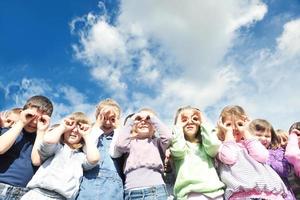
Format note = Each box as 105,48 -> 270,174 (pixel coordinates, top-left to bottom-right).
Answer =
218,141 -> 238,165
285,133 -> 300,176
244,139 -> 268,163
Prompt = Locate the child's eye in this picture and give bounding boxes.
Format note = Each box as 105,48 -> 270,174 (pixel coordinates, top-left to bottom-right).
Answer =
225,123 -> 231,127
237,122 -> 243,126
181,117 -> 187,122
192,116 -> 199,121
110,118 -> 115,123
135,116 -> 142,121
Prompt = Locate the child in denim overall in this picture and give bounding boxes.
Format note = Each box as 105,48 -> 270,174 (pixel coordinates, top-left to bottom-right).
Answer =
76,99 -> 124,200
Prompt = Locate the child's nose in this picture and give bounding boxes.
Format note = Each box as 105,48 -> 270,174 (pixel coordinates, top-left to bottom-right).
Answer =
32,118 -> 38,124
73,126 -> 79,132
104,119 -> 111,125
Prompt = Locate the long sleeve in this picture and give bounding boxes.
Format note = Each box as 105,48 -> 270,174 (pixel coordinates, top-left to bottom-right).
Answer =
170,125 -> 187,160
218,141 -> 239,165
38,142 -> 60,162
109,128 -> 123,158
244,139 -> 268,163
151,116 -> 172,152
82,126 -> 103,153
201,122 -> 221,157
115,121 -> 133,153
285,133 -> 300,176
267,148 -> 291,178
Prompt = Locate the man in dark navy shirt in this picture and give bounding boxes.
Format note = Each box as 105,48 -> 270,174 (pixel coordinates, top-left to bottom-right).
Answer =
0,95 -> 53,200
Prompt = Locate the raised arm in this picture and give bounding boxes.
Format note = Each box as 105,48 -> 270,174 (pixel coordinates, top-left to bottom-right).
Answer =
43,118 -> 74,144
31,115 -> 51,166
79,123 -> 100,165
201,122 -> 221,157
170,125 -> 187,160
217,117 -> 238,164
115,119 -> 134,153
285,130 -> 300,176
243,138 -> 268,163
151,115 -> 172,152
0,109 -> 36,154
237,119 -> 268,163
109,128 -> 123,158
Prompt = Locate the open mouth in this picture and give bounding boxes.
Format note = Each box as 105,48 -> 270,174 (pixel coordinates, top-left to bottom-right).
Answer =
69,133 -> 79,139
27,125 -> 37,130
102,126 -> 112,130
186,125 -> 195,130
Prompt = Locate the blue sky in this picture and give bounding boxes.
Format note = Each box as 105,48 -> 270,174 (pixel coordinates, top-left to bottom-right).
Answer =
1,0 -> 300,130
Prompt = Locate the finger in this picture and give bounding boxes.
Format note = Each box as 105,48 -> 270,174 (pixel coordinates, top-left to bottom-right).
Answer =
64,118 -> 75,128
101,107 -> 111,116
291,129 -> 300,136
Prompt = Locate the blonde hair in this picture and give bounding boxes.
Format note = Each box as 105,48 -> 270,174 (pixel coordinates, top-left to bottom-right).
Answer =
217,105 -> 247,141
64,112 -> 91,149
67,112 -> 91,126
10,108 -> 22,115
138,108 -> 157,116
95,98 -> 121,120
1,108 -> 22,118
276,129 -> 288,149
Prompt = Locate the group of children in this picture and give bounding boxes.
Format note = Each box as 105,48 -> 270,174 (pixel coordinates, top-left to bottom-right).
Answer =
0,95 -> 300,200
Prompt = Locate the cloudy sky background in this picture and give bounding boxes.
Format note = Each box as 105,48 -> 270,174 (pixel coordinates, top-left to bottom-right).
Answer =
1,0 -> 300,130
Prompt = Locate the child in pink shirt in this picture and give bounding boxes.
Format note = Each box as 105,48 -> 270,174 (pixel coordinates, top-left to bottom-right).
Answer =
216,105 -> 287,200
285,122 -> 300,199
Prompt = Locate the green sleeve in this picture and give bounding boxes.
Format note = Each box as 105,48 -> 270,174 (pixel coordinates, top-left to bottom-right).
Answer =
201,122 -> 221,157
170,125 -> 187,160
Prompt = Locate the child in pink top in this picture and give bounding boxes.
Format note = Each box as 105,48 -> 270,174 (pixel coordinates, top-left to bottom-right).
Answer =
285,122 -> 300,199
216,105 -> 287,200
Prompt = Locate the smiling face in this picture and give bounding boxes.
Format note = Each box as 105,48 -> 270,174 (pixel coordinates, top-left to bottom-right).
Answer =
63,125 -> 83,147
254,129 -> 271,148
132,110 -> 155,139
178,108 -> 201,143
100,107 -> 118,134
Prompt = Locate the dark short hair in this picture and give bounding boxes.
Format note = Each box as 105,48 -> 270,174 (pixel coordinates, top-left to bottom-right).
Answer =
23,95 -> 53,116
289,122 -> 300,134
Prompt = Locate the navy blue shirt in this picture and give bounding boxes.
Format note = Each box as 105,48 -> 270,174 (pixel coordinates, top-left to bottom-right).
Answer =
0,127 -> 38,187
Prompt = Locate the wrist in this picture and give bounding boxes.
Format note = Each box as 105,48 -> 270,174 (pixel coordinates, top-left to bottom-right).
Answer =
15,120 -> 25,129
57,124 -> 66,134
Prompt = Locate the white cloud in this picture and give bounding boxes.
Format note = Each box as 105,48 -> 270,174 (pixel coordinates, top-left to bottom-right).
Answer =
0,78 -> 96,125
277,18 -> 300,57
72,0 -> 267,125
221,18 -> 300,130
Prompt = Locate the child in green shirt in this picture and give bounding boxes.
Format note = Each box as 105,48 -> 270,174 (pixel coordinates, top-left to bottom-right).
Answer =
170,106 -> 224,200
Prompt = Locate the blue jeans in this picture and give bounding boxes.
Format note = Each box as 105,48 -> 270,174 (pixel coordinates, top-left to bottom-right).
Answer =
0,183 -> 28,200
76,169 -> 123,200
124,184 -> 168,200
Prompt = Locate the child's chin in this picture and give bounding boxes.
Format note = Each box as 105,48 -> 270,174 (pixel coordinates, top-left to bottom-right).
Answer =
24,127 -> 37,133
